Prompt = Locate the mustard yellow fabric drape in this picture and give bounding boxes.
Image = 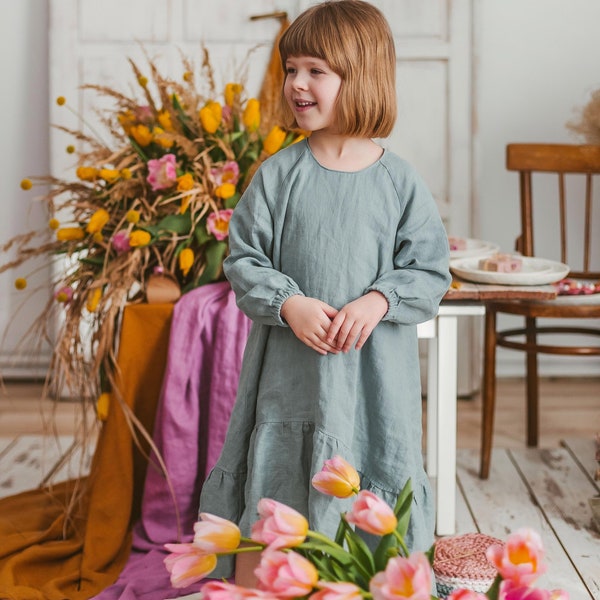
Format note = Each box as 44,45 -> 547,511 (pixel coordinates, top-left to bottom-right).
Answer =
0,304 -> 173,600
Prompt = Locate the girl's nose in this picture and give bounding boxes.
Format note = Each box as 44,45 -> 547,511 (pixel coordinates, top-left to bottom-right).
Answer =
291,73 -> 308,90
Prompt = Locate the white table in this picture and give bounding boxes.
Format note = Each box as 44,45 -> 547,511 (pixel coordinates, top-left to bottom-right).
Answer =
417,302 -> 485,535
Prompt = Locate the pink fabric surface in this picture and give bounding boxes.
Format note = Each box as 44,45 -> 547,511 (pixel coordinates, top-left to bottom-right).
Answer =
93,281 -> 251,600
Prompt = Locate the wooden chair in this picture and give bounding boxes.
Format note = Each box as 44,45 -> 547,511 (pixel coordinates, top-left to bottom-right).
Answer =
480,143 -> 600,479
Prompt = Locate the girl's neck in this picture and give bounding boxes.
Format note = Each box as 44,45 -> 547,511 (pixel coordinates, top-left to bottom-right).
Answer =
307,133 -> 383,172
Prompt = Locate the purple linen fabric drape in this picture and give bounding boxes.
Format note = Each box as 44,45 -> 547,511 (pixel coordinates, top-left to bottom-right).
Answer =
93,281 -> 251,600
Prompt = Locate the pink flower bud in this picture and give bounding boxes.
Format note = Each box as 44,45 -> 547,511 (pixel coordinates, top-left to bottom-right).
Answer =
163,542 -> 217,588
193,513 -> 241,553
251,498 -> 308,549
447,589 -> 488,600
311,581 -> 363,600
369,551 -> 432,600
312,455 -> 360,498
345,490 -> 397,536
487,528 -> 547,587
255,550 -> 318,598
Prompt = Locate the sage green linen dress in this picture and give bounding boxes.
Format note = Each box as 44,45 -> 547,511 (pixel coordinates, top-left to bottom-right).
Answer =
199,139 -> 451,576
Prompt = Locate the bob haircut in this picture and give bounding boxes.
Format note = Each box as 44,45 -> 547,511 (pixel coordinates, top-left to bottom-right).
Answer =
278,0 -> 397,138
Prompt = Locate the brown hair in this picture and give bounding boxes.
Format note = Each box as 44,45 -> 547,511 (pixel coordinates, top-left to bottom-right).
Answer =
278,0 -> 397,138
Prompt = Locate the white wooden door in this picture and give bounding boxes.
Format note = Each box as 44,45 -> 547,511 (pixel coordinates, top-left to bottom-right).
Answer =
3,0 -> 475,387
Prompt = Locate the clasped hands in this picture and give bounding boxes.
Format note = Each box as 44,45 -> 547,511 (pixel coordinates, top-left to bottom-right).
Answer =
280,291 -> 388,355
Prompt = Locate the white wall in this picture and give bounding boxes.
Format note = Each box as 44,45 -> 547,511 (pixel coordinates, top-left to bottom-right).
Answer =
0,0 -> 52,376
475,0 -> 600,377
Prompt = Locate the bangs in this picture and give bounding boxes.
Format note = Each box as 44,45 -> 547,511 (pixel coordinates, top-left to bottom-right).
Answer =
278,7 -> 350,76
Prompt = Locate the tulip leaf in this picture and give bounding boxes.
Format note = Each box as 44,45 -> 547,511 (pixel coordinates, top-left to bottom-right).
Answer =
394,479 -> 413,541
172,93 -> 194,138
128,137 -> 149,162
79,254 -> 106,266
334,517 -> 346,546
373,533 -> 398,571
158,214 -> 192,235
342,528 -> 375,576
196,240 -> 227,286
298,541 -> 353,567
194,225 -> 211,246
224,192 -> 240,209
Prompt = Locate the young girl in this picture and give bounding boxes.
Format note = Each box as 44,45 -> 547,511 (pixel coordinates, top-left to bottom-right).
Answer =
198,0 -> 451,585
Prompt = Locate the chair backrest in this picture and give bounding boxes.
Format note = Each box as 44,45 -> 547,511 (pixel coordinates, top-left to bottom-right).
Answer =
506,143 -> 600,279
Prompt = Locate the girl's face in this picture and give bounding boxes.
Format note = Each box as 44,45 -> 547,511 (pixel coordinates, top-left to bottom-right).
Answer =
283,56 -> 342,134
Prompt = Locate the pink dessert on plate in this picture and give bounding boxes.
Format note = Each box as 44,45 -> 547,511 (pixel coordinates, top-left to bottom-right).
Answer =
478,253 -> 523,273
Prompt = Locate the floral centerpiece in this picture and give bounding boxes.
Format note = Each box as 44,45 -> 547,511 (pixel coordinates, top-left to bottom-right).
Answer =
1,48 -> 300,402
164,456 -> 569,600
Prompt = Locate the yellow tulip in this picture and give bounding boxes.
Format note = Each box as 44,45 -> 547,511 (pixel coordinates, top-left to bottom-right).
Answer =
86,209 -> 110,234
215,183 -> 236,199
157,110 -> 173,131
86,287 -> 102,312
76,166 -> 99,181
99,168 -> 120,183
199,101 -> 222,134
126,209 -> 140,224
96,392 -> 110,421
242,98 -> 260,132
153,126 -> 174,149
177,173 -> 194,192
56,227 -> 85,241
263,125 -> 287,156
224,82 -> 243,107
178,248 -> 194,277
120,168 -> 132,180
129,230 -> 151,247
130,124 -> 153,147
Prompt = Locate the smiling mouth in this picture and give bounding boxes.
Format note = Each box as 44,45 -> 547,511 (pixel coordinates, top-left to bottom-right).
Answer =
295,101 -> 316,108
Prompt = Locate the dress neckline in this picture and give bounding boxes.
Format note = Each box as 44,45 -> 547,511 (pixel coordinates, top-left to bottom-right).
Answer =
304,139 -> 385,174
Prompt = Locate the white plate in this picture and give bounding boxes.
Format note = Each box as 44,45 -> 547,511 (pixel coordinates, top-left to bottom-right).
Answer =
448,238 -> 500,259
450,256 -> 570,285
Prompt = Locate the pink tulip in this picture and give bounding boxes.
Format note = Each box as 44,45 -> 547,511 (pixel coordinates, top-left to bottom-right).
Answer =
312,455 -> 361,498
487,528 -> 547,587
251,498 -> 308,549
311,581 -> 363,600
345,490 -> 398,536
193,512 -> 241,553
111,230 -> 131,254
211,160 -> 240,186
369,551 -> 432,600
447,589 -> 488,600
499,581 -> 570,600
147,153 -> 177,191
255,549 -> 318,598
201,580 -> 279,600
163,542 -> 217,588
207,209 -> 234,241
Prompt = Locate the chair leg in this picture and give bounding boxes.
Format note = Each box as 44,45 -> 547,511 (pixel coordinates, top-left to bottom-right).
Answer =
525,317 -> 539,447
480,307 -> 497,479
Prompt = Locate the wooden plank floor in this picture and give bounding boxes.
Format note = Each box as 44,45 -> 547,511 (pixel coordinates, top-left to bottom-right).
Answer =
0,377 -> 599,598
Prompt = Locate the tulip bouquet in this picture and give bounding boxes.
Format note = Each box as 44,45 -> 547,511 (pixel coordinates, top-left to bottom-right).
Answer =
164,456 -> 569,600
1,48 -> 299,401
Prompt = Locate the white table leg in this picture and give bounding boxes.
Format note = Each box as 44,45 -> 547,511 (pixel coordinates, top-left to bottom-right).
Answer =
434,314 -> 458,536
426,333 -> 439,477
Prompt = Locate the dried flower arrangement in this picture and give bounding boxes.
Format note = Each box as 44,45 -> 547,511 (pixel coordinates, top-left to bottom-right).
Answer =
567,88 -> 600,144
1,48 -> 300,406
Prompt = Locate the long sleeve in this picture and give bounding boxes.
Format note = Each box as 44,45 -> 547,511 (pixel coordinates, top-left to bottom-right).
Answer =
223,167 -> 304,326
365,165 -> 451,325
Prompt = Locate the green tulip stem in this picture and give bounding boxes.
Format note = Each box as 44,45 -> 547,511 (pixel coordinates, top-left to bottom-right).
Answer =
392,530 -> 410,557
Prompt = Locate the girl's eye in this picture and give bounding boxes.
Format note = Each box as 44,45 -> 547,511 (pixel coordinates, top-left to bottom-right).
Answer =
286,67 -> 296,75
311,69 -> 324,75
